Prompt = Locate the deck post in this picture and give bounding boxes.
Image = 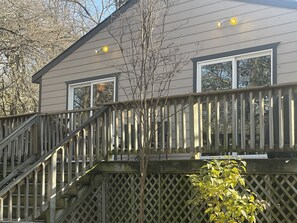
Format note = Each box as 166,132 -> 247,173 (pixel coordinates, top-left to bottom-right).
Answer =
47,151 -> 57,223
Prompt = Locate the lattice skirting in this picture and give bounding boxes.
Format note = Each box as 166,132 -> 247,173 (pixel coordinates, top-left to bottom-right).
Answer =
62,173 -> 297,223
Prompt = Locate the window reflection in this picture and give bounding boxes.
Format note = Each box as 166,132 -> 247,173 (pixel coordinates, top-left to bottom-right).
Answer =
237,55 -> 271,88
93,82 -> 114,107
73,86 -> 91,109
201,61 -> 232,91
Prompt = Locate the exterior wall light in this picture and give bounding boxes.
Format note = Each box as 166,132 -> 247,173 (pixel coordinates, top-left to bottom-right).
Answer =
95,45 -> 109,54
217,17 -> 238,28
230,17 -> 238,26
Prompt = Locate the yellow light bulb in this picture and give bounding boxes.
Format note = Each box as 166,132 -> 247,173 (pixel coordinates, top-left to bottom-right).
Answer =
102,45 -> 109,53
217,21 -> 223,28
230,17 -> 238,26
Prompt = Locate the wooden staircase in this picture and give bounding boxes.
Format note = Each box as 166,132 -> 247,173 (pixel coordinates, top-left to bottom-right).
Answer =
0,107 -> 109,222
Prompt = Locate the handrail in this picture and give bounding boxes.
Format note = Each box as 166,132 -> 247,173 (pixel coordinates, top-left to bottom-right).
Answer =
0,113 -> 36,120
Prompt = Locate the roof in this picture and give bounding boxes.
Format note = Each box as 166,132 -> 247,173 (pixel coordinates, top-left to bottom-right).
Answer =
32,0 -> 297,83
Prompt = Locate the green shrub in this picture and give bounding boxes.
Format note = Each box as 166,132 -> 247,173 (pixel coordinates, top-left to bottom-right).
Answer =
188,159 -> 267,223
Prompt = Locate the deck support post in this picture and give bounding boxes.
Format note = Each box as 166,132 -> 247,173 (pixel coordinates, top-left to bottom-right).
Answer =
47,152 -> 57,223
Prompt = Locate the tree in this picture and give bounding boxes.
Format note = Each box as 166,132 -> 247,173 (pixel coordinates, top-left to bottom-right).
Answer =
0,0 -> 117,116
108,0 -> 188,222
188,159 -> 267,223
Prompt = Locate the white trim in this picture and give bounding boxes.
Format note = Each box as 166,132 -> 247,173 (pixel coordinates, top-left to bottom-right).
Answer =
68,77 -> 116,110
196,49 -> 273,92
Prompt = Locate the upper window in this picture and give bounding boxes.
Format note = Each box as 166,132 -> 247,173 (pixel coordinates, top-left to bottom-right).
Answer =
68,77 -> 116,110
196,50 -> 273,92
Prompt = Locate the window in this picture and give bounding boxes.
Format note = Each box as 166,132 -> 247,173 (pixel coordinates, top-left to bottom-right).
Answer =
196,50 -> 273,92
68,77 -> 116,110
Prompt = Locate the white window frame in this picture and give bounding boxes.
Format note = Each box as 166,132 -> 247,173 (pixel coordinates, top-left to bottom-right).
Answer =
68,77 -> 116,110
196,49 -> 273,92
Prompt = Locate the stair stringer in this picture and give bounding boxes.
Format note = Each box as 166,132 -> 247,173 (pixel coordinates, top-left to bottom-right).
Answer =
55,172 -> 104,223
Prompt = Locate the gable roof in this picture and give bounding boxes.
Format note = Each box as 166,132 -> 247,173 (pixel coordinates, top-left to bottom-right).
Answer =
32,0 -> 297,83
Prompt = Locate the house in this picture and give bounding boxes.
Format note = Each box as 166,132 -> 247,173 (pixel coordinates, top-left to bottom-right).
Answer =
1,0 -> 297,222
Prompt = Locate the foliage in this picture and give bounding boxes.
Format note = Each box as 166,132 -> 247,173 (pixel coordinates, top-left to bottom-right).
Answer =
188,159 -> 267,223
0,0 -> 116,116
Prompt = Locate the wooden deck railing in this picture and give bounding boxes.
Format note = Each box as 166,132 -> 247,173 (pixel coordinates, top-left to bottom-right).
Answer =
0,107 -> 108,222
1,83 -> 297,159
0,115 -> 38,180
0,108 -> 98,186
0,113 -> 36,142
109,82 -> 297,157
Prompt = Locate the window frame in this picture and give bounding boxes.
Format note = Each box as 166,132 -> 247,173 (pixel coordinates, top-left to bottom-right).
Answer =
192,43 -> 279,93
67,76 -> 117,110
196,49 -> 273,92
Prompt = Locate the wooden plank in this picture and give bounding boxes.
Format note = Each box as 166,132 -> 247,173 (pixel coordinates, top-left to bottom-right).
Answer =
134,109 -> 139,152
289,88 -> 295,148
42,163 -> 46,206
3,146 -> 7,178
268,90 -> 274,150
278,89 -> 284,149
193,98 -> 199,151
17,184 -> 21,220
232,94 -> 237,151
96,117 -> 101,160
154,108 -> 158,151
18,133 -> 24,165
82,130 -> 87,172
182,100 -> 187,150
25,177 -> 29,221
33,170 -> 38,218
241,93 -> 246,150
44,116 -> 48,153
174,100 -> 180,150
127,109 -> 132,152
120,109 -> 125,153
198,97 -> 203,150
107,108 -> 112,158
75,134 -> 80,178
114,108 -> 119,157
49,152 -> 57,223
189,97 -> 195,152
215,96 -> 220,151
8,190 -> 12,221
60,147 -> 65,191
10,141 -> 14,171
0,198 -> 2,221
167,102 -> 172,152
223,95 -> 228,150
102,112 -> 107,158
89,123 -> 94,166
259,91 -> 265,150
206,96 -> 212,150
68,141 -> 73,183
160,106 -> 164,152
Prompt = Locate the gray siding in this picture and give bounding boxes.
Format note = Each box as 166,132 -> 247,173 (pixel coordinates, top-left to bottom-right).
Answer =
40,0 -> 297,112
